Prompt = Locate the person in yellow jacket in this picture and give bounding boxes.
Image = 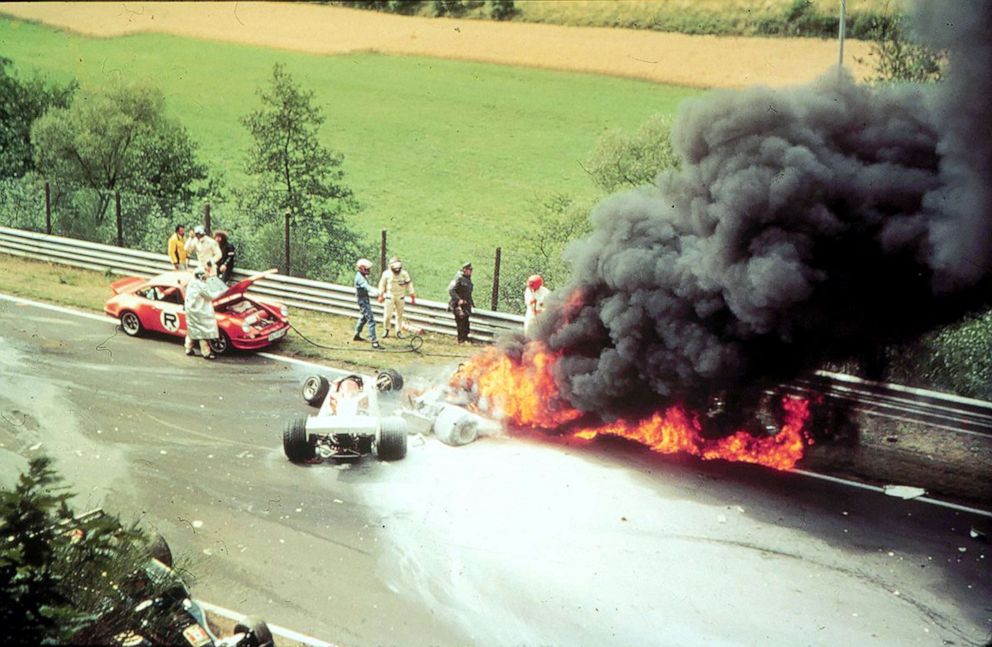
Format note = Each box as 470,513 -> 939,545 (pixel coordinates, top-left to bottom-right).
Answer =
167,224 -> 188,270
377,256 -> 416,339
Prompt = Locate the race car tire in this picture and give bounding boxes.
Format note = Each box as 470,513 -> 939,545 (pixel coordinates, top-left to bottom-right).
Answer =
376,417 -> 408,461
147,533 -> 173,568
120,311 -> 143,337
302,375 -> 330,406
234,616 -> 274,647
375,368 -> 404,393
283,415 -> 313,463
207,332 -> 230,355
433,405 -> 481,447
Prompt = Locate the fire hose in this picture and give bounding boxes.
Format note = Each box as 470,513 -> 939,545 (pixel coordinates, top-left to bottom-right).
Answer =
286,322 -> 477,359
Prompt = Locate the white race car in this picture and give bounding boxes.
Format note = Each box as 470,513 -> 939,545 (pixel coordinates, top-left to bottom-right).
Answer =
283,370 -> 409,463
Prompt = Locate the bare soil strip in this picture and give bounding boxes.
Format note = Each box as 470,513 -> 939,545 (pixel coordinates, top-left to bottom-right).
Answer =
0,1 -> 872,88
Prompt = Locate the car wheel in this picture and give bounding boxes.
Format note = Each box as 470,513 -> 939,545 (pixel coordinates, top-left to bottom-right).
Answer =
207,332 -> 230,355
433,405 -> 481,447
283,414 -> 313,463
376,416 -> 408,461
120,311 -> 142,337
375,368 -> 404,393
301,375 -> 330,406
147,533 -> 173,568
234,616 -> 274,647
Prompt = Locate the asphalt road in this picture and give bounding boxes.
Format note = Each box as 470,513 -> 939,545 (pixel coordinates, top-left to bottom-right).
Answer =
0,294 -> 989,647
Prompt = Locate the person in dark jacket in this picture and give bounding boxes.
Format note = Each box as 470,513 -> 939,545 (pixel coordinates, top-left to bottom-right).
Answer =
214,230 -> 237,284
447,262 -> 474,344
353,258 -> 382,350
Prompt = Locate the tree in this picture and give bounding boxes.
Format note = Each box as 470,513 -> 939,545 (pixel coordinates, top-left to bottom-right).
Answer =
857,14 -> 944,84
241,63 -> 363,280
584,114 -> 680,193
30,82 -> 206,227
497,193 -> 593,313
0,57 -> 75,179
1,456 -> 177,645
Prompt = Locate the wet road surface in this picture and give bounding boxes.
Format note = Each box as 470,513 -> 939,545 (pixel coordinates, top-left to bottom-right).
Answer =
0,294 -> 989,646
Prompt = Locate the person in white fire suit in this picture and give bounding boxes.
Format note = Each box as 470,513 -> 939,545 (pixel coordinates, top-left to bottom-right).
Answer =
184,225 -> 222,276
523,274 -> 550,337
377,256 -> 416,339
184,268 -> 227,359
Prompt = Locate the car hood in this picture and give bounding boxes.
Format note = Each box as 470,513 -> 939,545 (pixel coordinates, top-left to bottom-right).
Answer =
213,269 -> 279,304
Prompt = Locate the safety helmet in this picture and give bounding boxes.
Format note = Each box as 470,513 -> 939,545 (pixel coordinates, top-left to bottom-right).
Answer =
356,258 -> 373,271
527,275 -> 543,290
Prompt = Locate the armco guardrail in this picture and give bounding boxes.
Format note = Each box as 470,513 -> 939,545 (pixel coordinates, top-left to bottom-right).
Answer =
4,225 -> 991,436
0,226 -> 524,342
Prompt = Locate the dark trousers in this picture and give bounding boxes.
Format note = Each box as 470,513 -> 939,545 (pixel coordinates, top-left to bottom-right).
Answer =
453,307 -> 470,343
356,298 -> 377,341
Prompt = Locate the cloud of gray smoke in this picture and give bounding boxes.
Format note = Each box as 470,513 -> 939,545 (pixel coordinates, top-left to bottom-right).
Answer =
534,1 -> 991,420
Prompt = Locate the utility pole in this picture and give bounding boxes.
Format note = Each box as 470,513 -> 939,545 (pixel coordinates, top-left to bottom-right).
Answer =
838,0 -> 847,76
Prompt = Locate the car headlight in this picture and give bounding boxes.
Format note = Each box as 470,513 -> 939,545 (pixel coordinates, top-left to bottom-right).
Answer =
280,305 -> 289,318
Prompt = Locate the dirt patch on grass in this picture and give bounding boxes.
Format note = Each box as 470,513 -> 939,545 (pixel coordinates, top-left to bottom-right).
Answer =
0,1 -> 873,89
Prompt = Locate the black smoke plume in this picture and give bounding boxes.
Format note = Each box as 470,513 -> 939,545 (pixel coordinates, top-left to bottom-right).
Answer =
530,0 -> 991,424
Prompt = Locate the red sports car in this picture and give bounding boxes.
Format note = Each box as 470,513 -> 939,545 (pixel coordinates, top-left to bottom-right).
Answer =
104,270 -> 290,354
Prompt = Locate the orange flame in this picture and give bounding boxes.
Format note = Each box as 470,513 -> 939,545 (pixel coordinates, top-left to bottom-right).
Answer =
454,343 -> 811,471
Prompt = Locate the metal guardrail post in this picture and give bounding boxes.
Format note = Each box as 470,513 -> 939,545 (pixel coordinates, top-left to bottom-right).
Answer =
284,210 -> 291,277
115,191 -> 123,247
380,229 -> 387,276
491,246 -> 501,311
44,182 -> 52,235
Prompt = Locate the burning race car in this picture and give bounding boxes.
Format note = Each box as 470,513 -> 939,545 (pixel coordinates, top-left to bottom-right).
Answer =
283,369 -> 409,463
398,367 -> 502,447
104,270 -> 289,355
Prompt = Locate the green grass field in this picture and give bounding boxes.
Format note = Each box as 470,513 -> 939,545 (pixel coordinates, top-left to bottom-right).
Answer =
0,16 -> 699,299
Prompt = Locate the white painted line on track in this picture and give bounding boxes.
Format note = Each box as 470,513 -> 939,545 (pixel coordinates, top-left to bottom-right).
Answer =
196,599 -> 338,647
0,291 -> 118,324
2,289 -> 989,520
793,469 -> 992,518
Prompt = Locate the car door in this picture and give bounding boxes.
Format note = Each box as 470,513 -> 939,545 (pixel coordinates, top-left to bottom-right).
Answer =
144,285 -> 186,338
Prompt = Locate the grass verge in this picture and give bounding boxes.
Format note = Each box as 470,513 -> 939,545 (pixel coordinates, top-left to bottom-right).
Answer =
0,253 -> 478,374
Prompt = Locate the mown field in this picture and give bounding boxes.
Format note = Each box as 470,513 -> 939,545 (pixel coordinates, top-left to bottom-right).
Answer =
0,16 -> 699,299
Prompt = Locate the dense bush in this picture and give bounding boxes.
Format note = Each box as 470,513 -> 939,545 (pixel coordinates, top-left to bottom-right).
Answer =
1,456 -> 180,645
331,0 -> 512,20
584,114 -> 679,193
512,0 -> 895,39
886,307 -> 992,400
0,57 -> 75,180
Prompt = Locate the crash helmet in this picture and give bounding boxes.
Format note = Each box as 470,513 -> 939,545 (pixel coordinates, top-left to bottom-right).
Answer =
193,268 -> 208,280
460,262 -> 473,271
356,258 -> 373,273
194,225 -> 206,236
527,275 -> 544,291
